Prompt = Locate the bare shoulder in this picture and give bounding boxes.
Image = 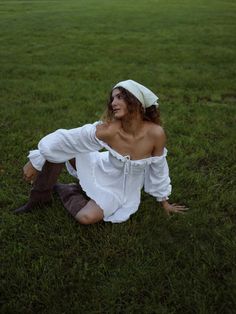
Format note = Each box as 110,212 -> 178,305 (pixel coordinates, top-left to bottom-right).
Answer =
146,123 -> 166,156
96,121 -> 120,141
146,123 -> 166,142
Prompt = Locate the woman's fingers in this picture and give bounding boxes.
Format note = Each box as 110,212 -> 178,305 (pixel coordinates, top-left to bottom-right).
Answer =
164,203 -> 189,216
169,205 -> 189,214
175,207 -> 188,211
23,175 -> 32,182
173,204 -> 188,209
174,208 -> 188,213
23,161 -> 39,182
23,173 -> 37,183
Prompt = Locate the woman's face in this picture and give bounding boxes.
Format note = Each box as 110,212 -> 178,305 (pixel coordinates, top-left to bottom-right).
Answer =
111,88 -> 129,119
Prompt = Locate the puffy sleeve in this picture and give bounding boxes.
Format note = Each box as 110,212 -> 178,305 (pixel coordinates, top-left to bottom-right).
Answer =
28,122 -> 103,171
144,148 -> 172,202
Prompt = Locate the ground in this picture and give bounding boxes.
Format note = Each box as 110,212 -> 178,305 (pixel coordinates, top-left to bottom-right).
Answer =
0,0 -> 235,313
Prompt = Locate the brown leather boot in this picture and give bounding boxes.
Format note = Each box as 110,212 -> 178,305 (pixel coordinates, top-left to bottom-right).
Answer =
53,183 -> 90,217
14,161 -> 64,214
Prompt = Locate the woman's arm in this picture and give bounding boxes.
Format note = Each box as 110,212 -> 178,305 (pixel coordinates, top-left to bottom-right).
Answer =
148,125 -> 188,215
27,123 -> 103,172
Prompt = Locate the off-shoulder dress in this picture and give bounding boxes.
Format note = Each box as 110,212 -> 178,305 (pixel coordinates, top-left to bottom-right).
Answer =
28,122 -> 172,223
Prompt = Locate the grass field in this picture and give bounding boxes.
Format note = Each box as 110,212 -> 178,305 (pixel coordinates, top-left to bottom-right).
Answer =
0,0 -> 236,313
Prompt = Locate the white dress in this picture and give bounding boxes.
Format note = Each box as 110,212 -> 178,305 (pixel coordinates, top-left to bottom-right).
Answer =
28,122 -> 172,223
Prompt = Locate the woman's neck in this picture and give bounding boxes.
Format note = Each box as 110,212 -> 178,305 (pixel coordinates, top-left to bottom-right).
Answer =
120,115 -> 144,137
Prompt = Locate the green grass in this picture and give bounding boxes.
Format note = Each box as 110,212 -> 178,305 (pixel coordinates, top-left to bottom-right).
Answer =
0,0 -> 236,313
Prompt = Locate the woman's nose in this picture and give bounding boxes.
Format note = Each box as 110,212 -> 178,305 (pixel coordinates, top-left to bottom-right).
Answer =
112,98 -> 117,106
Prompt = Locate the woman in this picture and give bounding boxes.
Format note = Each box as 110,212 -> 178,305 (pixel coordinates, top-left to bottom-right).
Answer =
14,80 -> 187,223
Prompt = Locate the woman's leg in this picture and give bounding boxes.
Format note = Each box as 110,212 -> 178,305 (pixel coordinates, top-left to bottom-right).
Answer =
75,200 -> 104,225
54,182 -> 90,217
14,161 -> 64,214
66,160 -> 104,224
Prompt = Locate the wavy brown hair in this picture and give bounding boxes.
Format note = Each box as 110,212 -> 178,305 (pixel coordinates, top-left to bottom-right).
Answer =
102,87 -> 161,125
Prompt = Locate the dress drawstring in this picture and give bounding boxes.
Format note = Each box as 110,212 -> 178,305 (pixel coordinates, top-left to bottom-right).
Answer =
124,155 -> 131,175
122,156 -> 131,202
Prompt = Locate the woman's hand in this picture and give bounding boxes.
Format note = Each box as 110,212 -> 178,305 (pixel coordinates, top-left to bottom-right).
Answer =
23,161 -> 39,184
161,200 -> 188,215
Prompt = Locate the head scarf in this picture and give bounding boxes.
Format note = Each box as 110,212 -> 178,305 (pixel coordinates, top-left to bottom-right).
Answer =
113,79 -> 159,110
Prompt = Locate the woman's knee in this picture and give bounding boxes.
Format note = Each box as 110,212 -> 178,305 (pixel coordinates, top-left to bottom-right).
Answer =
75,200 -> 104,225
75,211 -> 102,225
76,212 -> 92,225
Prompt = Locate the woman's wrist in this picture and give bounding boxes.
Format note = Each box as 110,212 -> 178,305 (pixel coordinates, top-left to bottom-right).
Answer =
161,200 -> 169,209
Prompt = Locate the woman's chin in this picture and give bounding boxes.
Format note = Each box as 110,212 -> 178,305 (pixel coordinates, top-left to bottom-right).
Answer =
114,114 -> 123,120
113,113 -> 129,120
